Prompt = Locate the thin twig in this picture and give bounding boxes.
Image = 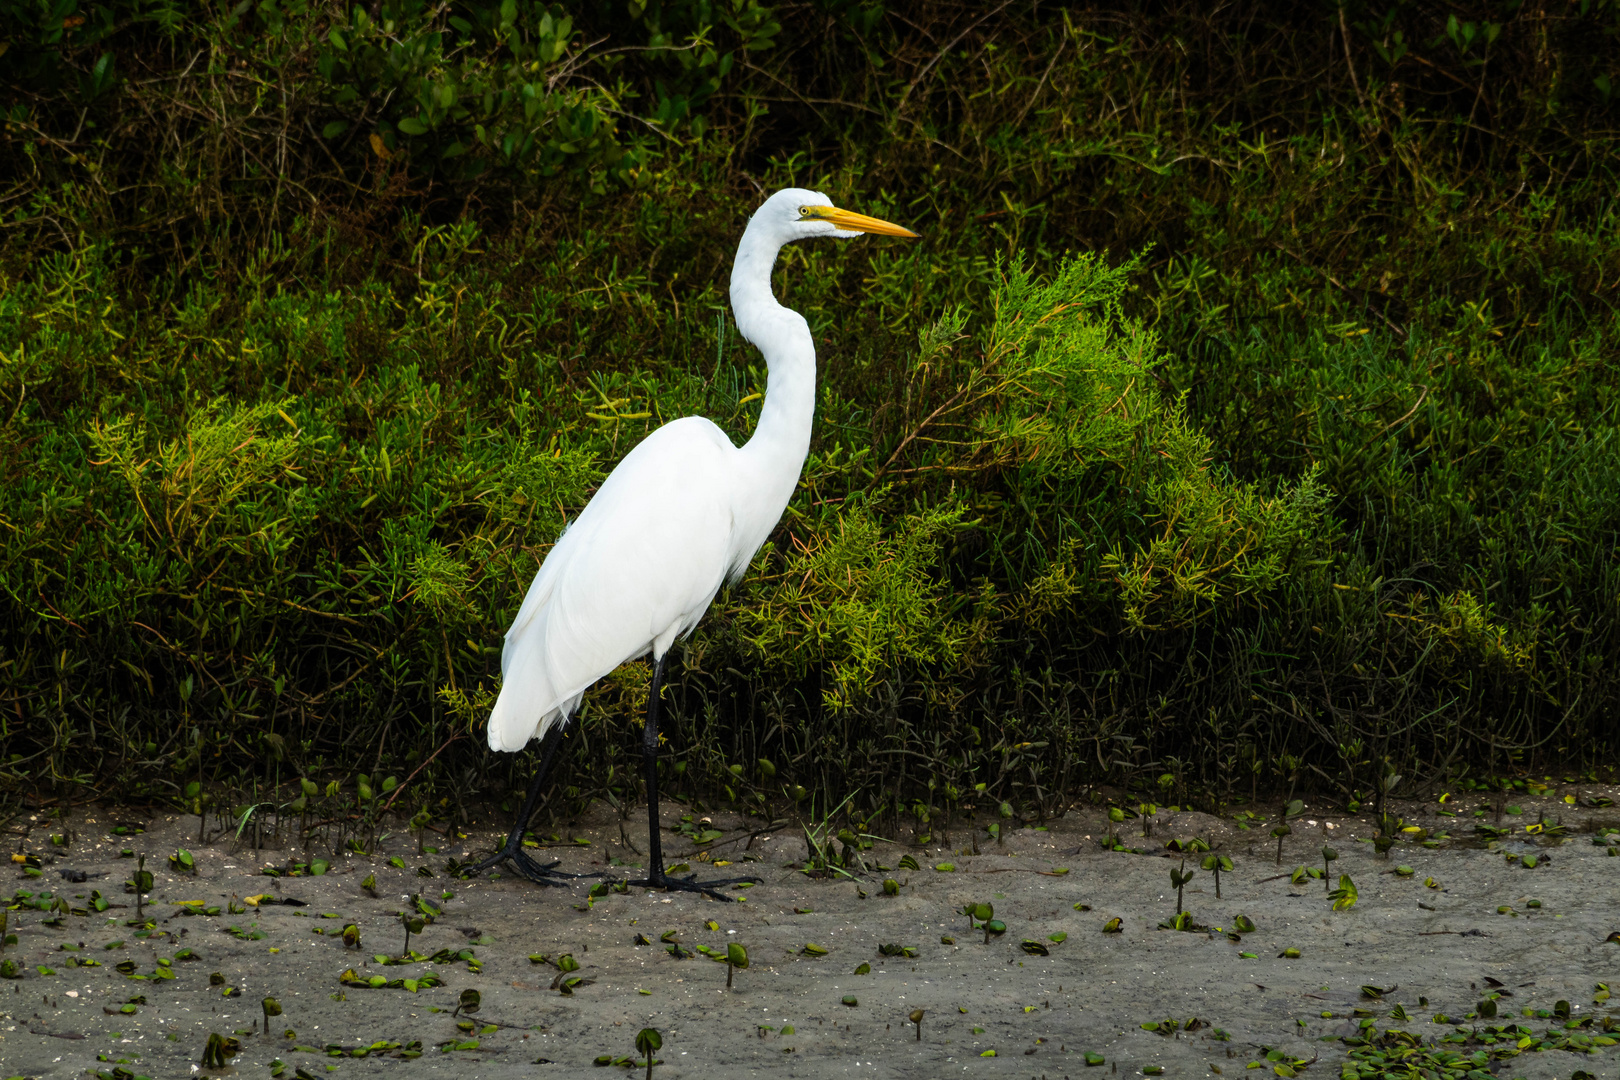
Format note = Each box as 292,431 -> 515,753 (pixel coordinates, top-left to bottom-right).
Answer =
1337,6 -> 1367,113
894,1 -> 1015,118
872,386 -> 970,482
1359,384 -> 1429,451
378,730 -> 466,817
1013,36 -> 1065,129
215,586 -> 367,626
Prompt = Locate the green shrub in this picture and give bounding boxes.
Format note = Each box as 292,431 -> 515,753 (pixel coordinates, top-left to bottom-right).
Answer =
2,2 -> 1618,824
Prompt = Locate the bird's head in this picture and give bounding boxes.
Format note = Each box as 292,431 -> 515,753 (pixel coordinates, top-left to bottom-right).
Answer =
752,187 -> 919,244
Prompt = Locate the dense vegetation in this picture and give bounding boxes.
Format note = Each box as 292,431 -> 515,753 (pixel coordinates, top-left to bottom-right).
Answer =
2,1 -> 1617,833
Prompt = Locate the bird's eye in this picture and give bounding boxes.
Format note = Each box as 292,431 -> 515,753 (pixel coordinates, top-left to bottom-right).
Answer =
798,206 -> 811,218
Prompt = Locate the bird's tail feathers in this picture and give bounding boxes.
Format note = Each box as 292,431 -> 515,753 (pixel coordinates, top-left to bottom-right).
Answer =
487,683 -> 581,752
487,617 -> 585,751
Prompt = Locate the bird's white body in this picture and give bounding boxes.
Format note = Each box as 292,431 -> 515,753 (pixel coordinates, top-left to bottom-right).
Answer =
485,189 -> 902,753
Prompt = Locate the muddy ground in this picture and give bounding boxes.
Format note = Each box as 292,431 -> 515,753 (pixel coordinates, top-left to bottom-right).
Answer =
2,788 -> 1618,1080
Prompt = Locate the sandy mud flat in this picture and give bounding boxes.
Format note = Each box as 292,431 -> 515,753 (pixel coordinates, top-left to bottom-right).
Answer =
2,791 -> 1617,1079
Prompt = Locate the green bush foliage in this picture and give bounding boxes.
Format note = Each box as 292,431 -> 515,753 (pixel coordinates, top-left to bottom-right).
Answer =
1,2 -> 1617,827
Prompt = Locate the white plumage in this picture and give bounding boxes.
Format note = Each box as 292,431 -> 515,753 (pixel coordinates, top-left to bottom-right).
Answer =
487,416 -> 741,750
486,188 -> 917,753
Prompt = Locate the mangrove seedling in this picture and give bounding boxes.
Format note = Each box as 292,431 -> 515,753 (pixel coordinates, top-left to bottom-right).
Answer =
297,777 -> 318,843
1321,847 -> 1338,892
1170,859 -> 1195,915
964,902 -> 992,930
724,943 -> 748,988
1329,874 -> 1359,911
1200,854 -> 1232,899
130,855 -> 152,919
411,807 -> 433,854
1374,812 -> 1401,858
635,1027 -> 663,1079
200,1032 -> 241,1068
1138,802 -> 1158,838
910,1008 -> 925,1041
1272,801 -> 1302,865
262,996 -> 281,1032
882,878 -> 899,896
1271,822 -> 1291,865
185,780 -> 203,826
400,914 -> 424,955
454,988 -> 480,1016
1374,770 -> 1402,822
1106,805 -> 1126,847
983,918 -> 1006,945
342,923 -> 360,949
169,848 -> 196,874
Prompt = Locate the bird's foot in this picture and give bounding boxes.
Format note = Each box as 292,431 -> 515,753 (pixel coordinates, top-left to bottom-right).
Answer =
457,841 -> 593,886
627,868 -> 762,902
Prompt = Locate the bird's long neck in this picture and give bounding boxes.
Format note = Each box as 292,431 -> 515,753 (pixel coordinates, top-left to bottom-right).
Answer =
730,226 -> 815,481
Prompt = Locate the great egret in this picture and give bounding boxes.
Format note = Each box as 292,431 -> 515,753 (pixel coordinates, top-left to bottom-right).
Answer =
464,188 -> 918,897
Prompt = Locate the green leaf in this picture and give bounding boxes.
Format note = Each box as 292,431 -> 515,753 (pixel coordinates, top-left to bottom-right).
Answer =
397,117 -> 429,136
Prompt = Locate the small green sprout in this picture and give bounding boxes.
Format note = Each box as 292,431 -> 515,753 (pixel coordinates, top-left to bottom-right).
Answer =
636,1027 -> 662,1079
724,943 -> 748,988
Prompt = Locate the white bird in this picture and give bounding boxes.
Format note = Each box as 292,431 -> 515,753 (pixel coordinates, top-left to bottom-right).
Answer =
463,188 -> 918,896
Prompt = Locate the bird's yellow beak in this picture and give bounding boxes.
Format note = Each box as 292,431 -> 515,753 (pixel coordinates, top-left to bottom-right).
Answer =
804,205 -> 919,238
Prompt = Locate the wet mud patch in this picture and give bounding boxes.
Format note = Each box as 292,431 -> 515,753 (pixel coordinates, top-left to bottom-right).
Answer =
1,791 -> 1617,1078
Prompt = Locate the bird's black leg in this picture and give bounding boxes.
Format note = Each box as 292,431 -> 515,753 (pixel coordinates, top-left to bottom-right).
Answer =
459,725 -> 587,886
628,655 -> 761,901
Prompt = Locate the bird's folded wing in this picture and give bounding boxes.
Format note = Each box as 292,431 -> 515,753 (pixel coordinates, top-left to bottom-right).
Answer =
487,418 -> 740,751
